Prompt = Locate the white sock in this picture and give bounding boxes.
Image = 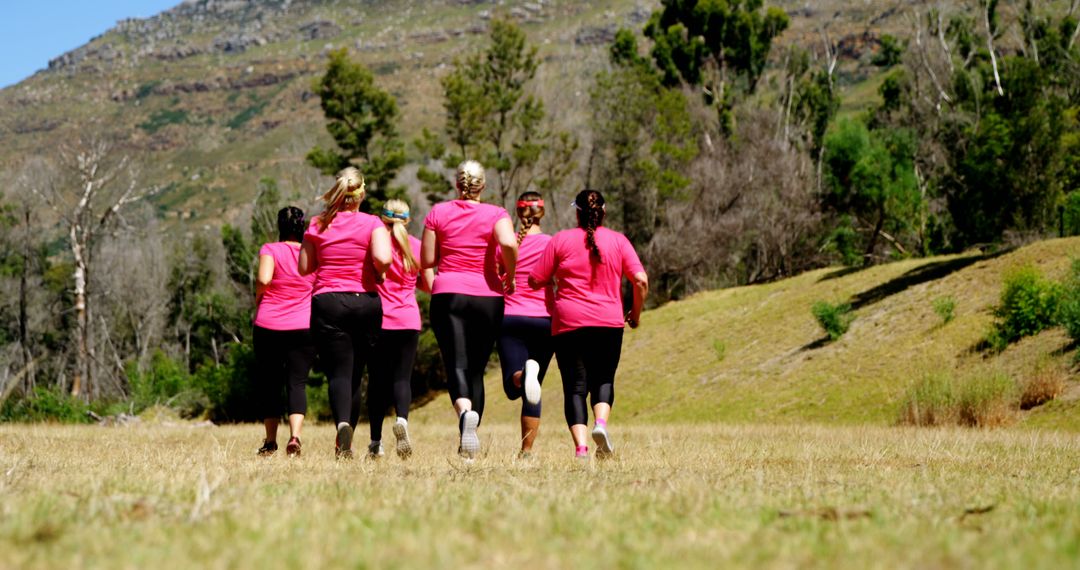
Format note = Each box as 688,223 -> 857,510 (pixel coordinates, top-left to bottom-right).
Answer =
337,422 -> 349,431
396,417 -> 408,426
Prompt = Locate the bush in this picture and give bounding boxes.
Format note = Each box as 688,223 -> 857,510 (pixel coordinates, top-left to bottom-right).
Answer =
812,301 -> 854,341
712,339 -> 727,362
127,351 -> 208,417
932,296 -> 956,324
0,386 -> 93,423
898,370 -> 1020,428
956,371 -> 1019,427
898,373 -> 956,426
1057,259 -> 1080,346
1019,364 -> 1066,410
986,266 -> 1061,351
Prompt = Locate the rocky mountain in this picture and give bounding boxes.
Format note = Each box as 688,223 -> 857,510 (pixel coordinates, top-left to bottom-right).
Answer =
0,0 -> 916,225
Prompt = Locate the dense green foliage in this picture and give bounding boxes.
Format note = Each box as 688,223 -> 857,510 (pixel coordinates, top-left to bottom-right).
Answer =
306,48 -> 406,209
811,301 -> 854,341
987,266 -> 1062,351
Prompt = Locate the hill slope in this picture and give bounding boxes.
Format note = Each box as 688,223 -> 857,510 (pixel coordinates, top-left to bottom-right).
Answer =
0,0 -> 921,224
415,238 -> 1080,430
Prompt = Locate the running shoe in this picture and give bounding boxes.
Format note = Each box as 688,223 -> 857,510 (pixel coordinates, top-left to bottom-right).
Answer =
257,440 -> 278,457
335,424 -> 354,459
592,424 -> 614,458
523,359 -> 541,405
367,441 -> 384,458
459,410 -> 480,458
393,417 -> 412,459
286,437 -> 302,457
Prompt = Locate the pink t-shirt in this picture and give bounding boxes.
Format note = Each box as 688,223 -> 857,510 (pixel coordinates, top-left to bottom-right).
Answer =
303,211 -> 383,296
376,235 -> 423,331
424,200 -> 510,297
529,227 -> 645,336
254,242 -> 315,331
503,232 -> 552,318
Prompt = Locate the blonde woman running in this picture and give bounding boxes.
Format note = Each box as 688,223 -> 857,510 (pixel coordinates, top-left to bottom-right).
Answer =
366,199 -> 435,458
298,167 -> 391,458
421,160 -> 518,458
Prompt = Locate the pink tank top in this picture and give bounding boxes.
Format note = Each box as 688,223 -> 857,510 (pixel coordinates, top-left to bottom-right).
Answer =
503,232 -> 552,318
529,227 -> 645,335
376,235 -> 423,331
254,242 -> 315,331
424,200 -> 510,297
303,211 -> 383,296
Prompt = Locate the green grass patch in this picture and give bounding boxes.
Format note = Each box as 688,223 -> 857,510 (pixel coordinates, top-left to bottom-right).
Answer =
138,108 -> 189,134
812,300 -> 854,341
932,296 -> 956,324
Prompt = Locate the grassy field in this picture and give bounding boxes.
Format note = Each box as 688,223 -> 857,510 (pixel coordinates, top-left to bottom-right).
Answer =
1,422 -> 1079,569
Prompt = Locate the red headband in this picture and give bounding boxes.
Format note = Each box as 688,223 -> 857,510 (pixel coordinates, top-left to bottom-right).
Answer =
517,199 -> 544,208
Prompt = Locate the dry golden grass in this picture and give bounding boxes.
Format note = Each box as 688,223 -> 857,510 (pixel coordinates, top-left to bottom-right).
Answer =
2,422 -> 1080,569
1021,364 -> 1068,410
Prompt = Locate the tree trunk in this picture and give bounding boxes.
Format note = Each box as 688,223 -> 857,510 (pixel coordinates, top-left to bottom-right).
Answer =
71,226 -> 90,398
19,207 -> 32,390
865,208 -> 886,266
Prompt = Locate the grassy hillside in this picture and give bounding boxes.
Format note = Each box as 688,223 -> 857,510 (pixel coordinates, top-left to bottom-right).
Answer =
414,237 -> 1080,431
0,0 -> 925,224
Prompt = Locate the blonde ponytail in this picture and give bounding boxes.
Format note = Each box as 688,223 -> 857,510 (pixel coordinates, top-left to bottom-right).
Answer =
381,199 -> 419,273
317,167 -> 365,232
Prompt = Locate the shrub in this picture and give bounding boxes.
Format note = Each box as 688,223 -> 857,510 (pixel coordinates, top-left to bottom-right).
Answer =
1019,364 -> 1066,410
956,371 -> 1019,428
0,386 -> 93,423
126,351 -> 210,418
932,296 -> 956,324
812,301 -> 854,341
898,373 -> 956,426
712,339 -> 727,362
986,266 -> 1061,351
1057,259 -> 1080,346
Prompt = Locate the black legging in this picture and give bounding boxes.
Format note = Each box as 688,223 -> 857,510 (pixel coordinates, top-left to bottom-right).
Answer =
366,329 -> 419,441
497,315 -> 554,418
430,293 -> 504,422
310,292 -> 382,426
252,326 -> 316,418
553,327 -> 623,427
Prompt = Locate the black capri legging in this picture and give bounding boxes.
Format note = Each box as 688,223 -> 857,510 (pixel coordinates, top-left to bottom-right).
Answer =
366,329 -> 419,441
430,293 -> 504,421
310,292 -> 382,426
553,327 -> 624,427
497,315 -> 554,418
252,326 -> 316,418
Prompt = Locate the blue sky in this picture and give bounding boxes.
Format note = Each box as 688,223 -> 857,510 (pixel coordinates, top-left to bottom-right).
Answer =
0,0 -> 180,88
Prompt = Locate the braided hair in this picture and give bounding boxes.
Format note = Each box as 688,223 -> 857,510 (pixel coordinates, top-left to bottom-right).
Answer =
574,189 -> 605,263
277,206 -> 306,242
456,160 -> 486,200
515,191 -> 545,245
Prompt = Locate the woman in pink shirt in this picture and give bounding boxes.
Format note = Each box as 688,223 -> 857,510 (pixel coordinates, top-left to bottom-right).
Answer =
421,160 -> 518,458
528,190 -> 649,460
298,167 -> 392,459
365,199 -> 435,459
496,191 -> 554,456
253,207 -> 316,457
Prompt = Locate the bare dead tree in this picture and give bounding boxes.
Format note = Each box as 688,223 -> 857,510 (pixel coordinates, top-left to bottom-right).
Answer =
33,136 -> 156,400
984,1 -> 1005,96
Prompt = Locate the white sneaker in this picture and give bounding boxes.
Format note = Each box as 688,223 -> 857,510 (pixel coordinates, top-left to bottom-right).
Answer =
459,410 -> 480,458
367,441 -> 384,458
523,359 -> 541,405
592,424 -> 613,458
393,417 -> 412,459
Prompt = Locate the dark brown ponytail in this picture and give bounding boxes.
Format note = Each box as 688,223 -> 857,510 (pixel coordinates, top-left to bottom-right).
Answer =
574,190 -> 605,263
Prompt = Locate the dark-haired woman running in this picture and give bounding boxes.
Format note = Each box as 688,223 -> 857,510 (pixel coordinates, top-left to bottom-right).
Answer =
421,160 -> 518,459
253,207 -> 316,456
529,190 -> 648,460
299,167 -> 392,458
497,191 -> 554,456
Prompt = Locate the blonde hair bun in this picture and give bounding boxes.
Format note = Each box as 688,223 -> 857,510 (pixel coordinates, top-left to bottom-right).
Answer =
456,160 -> 486,199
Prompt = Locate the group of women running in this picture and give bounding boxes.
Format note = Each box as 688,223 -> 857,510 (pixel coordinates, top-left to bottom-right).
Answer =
251,160 -> 649,460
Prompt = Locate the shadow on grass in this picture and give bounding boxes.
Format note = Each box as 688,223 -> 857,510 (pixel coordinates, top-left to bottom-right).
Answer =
817,266 -> 865,282
798,337 -> 833,352
1051,340 -> 1079,358
849,250 -> 1011,311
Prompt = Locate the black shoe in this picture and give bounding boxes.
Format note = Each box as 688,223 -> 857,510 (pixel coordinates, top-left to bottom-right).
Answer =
257,440 -> 278,457
335,425 -> 354,459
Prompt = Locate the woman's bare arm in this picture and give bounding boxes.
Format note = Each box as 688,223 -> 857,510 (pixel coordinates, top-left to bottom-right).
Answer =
627,271 -> 649,329
298,241 -> 317,276
421,227 -> 438,270
255,254 -> 274,303
493,217 -> 518,294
